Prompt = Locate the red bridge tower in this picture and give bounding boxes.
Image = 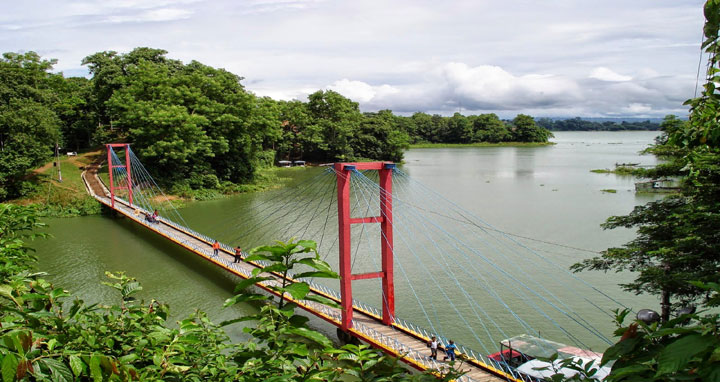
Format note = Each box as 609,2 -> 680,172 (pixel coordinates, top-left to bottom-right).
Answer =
334,162 -> 395,331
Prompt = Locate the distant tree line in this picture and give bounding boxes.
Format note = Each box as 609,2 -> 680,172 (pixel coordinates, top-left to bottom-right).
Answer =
537,117 -> 661,131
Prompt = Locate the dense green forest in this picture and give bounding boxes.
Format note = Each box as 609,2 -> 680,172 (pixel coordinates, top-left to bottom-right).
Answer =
1,48 -> 554,202
537,117 -> 661,131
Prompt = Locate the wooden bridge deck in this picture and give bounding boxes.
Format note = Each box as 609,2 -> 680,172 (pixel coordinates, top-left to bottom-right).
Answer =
81,168 -> 517,382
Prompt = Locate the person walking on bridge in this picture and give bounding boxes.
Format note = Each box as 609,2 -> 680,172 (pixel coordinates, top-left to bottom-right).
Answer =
443,340 -> 457,362
429,336 -> 438,360
212,240 -> 220,257
234,246 -> 242,263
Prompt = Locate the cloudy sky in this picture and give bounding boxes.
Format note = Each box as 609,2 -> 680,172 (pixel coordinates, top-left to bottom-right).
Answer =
1,0 -> 707,118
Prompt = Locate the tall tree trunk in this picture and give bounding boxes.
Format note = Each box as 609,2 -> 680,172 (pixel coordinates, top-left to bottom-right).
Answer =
661,262 -> 671,322
661,289 -> 671,322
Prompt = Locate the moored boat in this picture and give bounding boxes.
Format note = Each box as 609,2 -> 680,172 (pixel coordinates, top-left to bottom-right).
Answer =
489,334 -> 610,381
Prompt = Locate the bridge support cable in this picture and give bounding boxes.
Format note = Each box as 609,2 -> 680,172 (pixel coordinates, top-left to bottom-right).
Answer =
353,169 -> 610,353
109,152 -> 162,221
225,171 -> 335,246
107,146 -> 190,228
383,173 -> 533,341
395,168 -> 629,312
389,180 -> 602,352
390,171 -> 616,344
350,170 -> 494,350
213,169 -> 335,243
353,170 -> 522,354
388,172 -> 613,344
360,171 -> 550,338
285,175 -> 340,243
396,170 -> 620,326
126,148 -> 189,227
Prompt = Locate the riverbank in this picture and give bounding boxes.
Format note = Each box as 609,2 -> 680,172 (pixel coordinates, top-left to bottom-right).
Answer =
409,141 -> 555,148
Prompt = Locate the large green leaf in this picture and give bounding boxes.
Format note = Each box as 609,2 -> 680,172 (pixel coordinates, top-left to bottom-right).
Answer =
302,294 -> 340,308
295,240 -> 317,251
218,316 -> 258,327
294,271 -> 338,280
223,293 -> 267,307
232,277 -> 271,293
285,327 -> 332,348
259,263 -> 287,274
250,245 -> 288,259
39,358 -> 72,382
89,354 -> 102,382
296,258 -> 334,273
1,353 -> 18,382
608,364 -> 653,379
656,334 -> 714,376
0,285 -> 15,300
121,281 -> 142,298
68,355 -> 84,377
283,282 -> 310,300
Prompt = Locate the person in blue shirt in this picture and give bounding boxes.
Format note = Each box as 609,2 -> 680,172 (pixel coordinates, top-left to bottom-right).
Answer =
443,340 -> 457,362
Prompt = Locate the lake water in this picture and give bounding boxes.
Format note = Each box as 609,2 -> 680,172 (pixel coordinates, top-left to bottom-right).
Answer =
34,130 -> 662,355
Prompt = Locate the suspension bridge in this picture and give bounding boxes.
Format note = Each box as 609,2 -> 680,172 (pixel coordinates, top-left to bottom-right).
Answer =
81,144 -> 622,382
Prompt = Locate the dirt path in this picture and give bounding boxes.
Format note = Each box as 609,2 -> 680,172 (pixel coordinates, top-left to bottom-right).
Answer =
84,162 -> 107,197
32,161 -> 55,174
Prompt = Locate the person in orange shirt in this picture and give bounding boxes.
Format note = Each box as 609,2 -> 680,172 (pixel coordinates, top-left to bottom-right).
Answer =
212,240 -> 220,257
234,246 -> 242,263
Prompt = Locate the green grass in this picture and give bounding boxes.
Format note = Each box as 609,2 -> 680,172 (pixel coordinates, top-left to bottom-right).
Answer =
409,141 -> 555,148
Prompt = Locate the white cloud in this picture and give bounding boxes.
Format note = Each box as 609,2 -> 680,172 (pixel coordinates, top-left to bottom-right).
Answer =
623,103 -> 652,113
327,79 -> 376,103
589,67 -> 632,82
326,79 -> 399,103
441,63 -> 582,109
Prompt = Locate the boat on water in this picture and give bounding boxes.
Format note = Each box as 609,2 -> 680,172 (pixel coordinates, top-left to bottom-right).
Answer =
488,334 -> 611,381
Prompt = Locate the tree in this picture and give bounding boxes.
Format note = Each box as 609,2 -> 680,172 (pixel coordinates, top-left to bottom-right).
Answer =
52,76 -> 96,151
0,52 -> 62,200
100,49 -> 259,186
510,114 -> 553,142
571,196 -> 719,321
306,90 -> 362,161
277,100 -> 319,160
410,112 -> 435,143
470,113 -> 510,143
445,113 -> 471,143
354,110 -> 409,162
